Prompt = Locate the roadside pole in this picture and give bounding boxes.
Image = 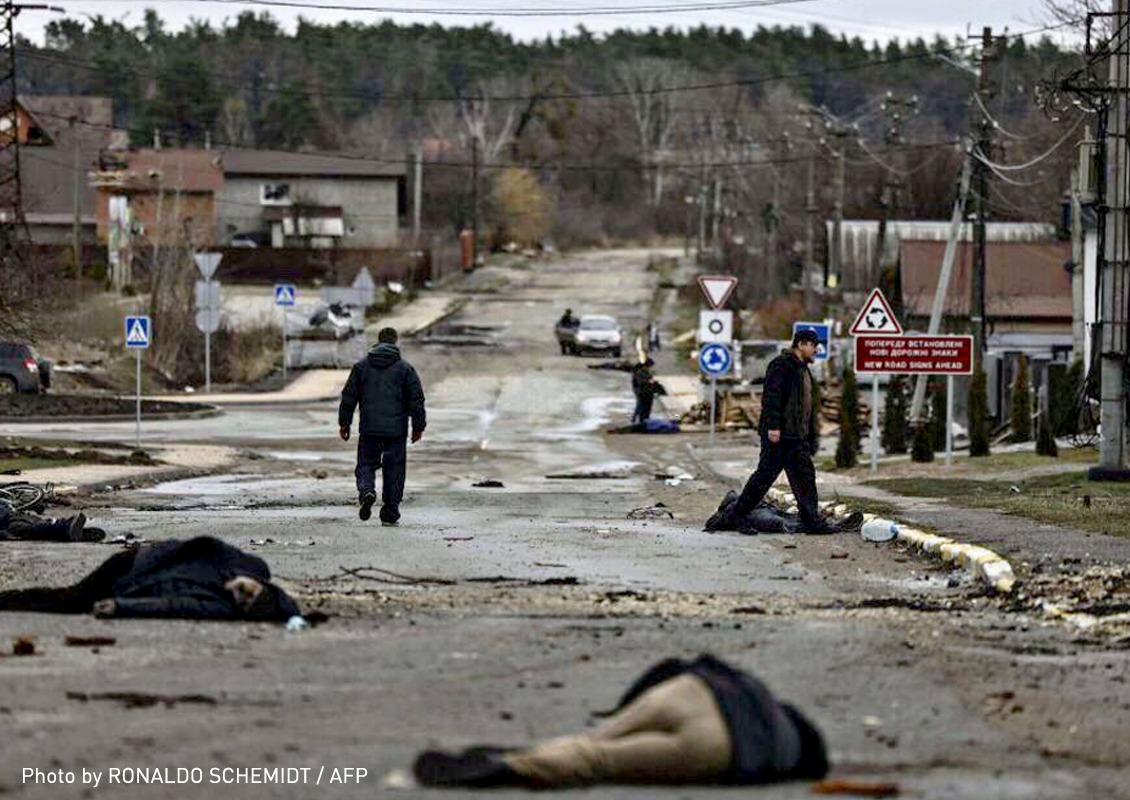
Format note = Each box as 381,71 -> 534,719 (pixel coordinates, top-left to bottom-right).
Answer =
946,375 -> 955,466
871,374 -> 880,474
699,343 -> 731,448
125,315 -> 151,450
710,375 -> 717,446
193,253 -> 222,394
274,283 -> 297,383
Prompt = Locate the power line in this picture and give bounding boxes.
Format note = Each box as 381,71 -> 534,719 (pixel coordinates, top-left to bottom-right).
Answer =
79,0 -> 826,17
972,116 -> 1084,172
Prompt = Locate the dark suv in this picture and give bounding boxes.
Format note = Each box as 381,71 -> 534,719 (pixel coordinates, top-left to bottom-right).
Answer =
0,343 -> 52,394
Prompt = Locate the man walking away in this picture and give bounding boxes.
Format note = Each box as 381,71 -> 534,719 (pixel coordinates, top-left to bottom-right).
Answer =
630,358 -> 656,424
728,328 -> 835,534
339,327 -> 426,525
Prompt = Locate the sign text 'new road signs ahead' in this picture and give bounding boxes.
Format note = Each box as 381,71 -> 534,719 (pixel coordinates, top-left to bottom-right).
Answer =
792,321 -> 831,361
698,309 -> 733,344
849,287 -> 903,336
125,315 -> 151,349
274,283 -> 297,307
697,275 -> 738,310
855,335 -> 974,375
698,343 -> 733,377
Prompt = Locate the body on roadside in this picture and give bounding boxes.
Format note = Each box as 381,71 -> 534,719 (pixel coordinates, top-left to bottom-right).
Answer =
0,500 -> 102,543
0,536 -> 300,621
339,327 -> 426,525
412,654 -> 828,788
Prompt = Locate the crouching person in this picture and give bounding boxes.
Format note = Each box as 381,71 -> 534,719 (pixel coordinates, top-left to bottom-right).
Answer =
412,654 -> 828,788
0,536 -> 300,622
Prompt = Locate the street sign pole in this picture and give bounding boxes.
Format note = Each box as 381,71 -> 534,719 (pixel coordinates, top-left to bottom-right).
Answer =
710,375 -> 717,447
871,373 -> 880,475
135,346 -> 141,449
282,306 -> 288,382
946,375 -> 955,466
205,285 -> 212,393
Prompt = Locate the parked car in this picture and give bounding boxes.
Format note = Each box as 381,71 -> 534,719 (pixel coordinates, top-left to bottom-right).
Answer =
569,315 -> 623,357
0,343 -> 52,394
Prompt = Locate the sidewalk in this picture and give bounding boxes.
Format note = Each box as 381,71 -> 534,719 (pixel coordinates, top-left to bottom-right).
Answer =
12,444 -> 240,493
366,293 -> 462,338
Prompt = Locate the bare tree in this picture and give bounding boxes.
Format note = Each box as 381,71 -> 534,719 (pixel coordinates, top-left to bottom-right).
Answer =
1042,0 -> 1109,30
456,81 -> 520,162
615,58 -> 687,209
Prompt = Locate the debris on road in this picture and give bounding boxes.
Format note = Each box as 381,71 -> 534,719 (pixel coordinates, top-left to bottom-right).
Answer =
64,635 -> 117,647
627,503 -> 673,520
472,479 -> 505,488
12,635 -> 36,656
65,691 -> 217,709
811,778 -> 900,797
249,537 -> 316,547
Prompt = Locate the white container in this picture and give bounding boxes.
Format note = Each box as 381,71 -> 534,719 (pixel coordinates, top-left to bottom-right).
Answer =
861,519 -> 899,543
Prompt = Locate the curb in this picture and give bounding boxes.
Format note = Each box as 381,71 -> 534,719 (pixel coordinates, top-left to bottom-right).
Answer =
765,488 -> 1017,595
0,407 -> 223,424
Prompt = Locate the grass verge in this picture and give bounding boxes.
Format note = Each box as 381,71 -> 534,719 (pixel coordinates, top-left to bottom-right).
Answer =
866,471 -> 1130,538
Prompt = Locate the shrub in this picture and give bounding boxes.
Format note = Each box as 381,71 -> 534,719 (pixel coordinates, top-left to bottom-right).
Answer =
911,423 -> 935,462
835,368 -> 860,469
969,368 -> 991,457
928,376 -> 947,452
881,375 -> 908,454
1009,355 -> 1032,443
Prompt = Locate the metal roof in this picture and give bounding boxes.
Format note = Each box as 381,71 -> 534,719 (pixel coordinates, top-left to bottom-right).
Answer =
219,149 -> 405,179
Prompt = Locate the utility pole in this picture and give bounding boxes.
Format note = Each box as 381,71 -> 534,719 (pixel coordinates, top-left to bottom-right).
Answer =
71,115 -> 82,289
470,137 -> 479,269
1093,0 -> 1130,479
804,155 -> 817,314
971,27 -> 995,369
412,145 -> 423,244
869,92 -> 918,286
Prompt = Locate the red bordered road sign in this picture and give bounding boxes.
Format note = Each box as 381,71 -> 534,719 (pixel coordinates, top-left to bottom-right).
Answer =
855,335 -> 974,375
849,288 -> 903,336
697,275 -> 738,310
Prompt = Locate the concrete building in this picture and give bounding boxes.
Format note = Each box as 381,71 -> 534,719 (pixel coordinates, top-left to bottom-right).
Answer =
215,150 -> 405,249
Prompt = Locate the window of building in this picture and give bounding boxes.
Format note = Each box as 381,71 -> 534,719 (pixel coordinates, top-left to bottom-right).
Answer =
260,183 -> 292,206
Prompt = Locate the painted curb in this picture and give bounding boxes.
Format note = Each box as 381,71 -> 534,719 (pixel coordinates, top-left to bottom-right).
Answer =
765,488 -> 1017,594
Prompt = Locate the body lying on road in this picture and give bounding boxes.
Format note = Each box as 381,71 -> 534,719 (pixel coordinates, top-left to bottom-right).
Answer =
0,536 -> 301,622
0,500 -> 103,543
409,654 -> 828,788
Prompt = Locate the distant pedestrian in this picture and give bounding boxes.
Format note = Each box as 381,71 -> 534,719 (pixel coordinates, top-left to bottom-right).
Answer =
630,358 -> 656,423
648,321 -> 661,353
727,327 -> 836,535
339,327 -> 427,525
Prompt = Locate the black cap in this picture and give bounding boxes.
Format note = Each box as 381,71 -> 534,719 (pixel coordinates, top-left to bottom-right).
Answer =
793,327 -> 820,346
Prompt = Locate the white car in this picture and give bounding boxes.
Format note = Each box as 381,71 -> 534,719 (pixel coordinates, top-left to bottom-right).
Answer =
570,315 -> 623,357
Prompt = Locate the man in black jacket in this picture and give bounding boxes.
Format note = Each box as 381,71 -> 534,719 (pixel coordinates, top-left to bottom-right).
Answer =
729,327 -> 835,534
339,327 -> 427,525
0,536 -> 301,621
0,501 -> 103,542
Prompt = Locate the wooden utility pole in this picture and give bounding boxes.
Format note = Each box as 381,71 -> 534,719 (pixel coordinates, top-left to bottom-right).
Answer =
470,137 -> 479,268
971,27 -> 994,369
804,155 -> 817,314
412,145 -> 423,243
71,116 -> 82,288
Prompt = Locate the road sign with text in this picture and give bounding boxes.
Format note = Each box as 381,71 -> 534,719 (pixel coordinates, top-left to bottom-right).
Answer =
855,335 -> 974,375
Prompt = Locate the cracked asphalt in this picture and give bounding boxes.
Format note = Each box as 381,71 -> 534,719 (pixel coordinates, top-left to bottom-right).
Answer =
1,250 -> 1128,800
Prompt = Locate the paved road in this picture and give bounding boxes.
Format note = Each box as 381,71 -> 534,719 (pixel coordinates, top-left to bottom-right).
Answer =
1,250 -> 1127,799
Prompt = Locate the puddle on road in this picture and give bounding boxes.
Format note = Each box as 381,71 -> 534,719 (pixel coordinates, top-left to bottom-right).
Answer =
541,396 -> 632,438
143,474 -> 330,497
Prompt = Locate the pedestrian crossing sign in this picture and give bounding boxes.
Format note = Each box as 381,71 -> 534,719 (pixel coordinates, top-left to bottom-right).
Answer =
124,315 -> 151,349
274,283 -> 297,307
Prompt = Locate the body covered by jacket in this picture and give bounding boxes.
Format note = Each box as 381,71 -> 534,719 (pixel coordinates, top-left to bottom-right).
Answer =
615,654 -> 828,785
112,537 -> 300,620
759,351 -> 818,452
339,343 -> 426,437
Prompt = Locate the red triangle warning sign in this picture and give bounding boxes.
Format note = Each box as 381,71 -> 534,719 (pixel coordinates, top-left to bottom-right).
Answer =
849,288 -> 903,336
698,275 -> 738,309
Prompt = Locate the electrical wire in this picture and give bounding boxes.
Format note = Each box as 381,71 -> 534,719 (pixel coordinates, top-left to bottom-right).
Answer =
972,151 -> 1050,187
972,90 -> 1035,142
972,115 -> 1083,170
69,0 -> 825,17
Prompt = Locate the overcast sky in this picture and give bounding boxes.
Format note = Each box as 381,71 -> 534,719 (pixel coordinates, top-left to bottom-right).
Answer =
18,0 -> 1066,47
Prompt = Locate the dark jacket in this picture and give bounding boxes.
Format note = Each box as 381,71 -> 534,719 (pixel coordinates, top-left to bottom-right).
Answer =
339,343 -> 426,438
111,537 -> 301,621
617,654 -> 828,785
760,350 -> 818,452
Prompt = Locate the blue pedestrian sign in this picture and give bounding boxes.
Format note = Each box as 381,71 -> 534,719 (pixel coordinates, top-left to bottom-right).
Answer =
274,283 -> 297,307
792,321 -> 831,362
124,315 -> 151,349
699,343 -> 732,377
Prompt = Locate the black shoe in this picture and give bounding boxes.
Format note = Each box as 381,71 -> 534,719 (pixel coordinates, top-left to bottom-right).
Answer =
359,491 -> 376,521
413,750 -> 525,788
80,526 -> 107,543
67,513 -> 88,542
840,511 -> 864,531
379,505 -> 400,526
803,520 -> 839,535
704,490 -> 739,532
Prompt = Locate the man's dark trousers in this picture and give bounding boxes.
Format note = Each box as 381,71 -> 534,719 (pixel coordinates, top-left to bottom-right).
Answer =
733,436 -> 821,527
355,434 -> 407,508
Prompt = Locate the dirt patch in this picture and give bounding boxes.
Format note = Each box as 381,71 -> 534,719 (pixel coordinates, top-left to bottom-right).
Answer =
0,394 -> 212,419
0,445 -> 161,466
